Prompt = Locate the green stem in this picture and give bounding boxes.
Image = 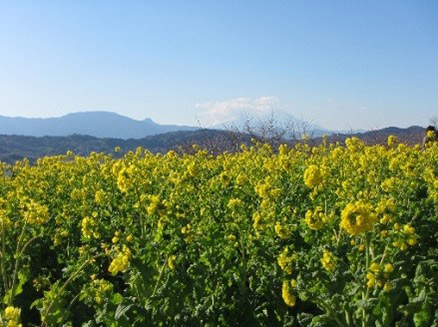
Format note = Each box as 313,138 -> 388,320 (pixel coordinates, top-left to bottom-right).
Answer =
345,309 -> 351,326
321,302 -> 347,327
57,291 -> 81,327
41,256 -> 99,326
134,184 -> 147,238
8,215 -> 29,306
9,234 -> 42,305
0,220 -> 9,296
362,233 -> 370,327
151,258 -> 167,297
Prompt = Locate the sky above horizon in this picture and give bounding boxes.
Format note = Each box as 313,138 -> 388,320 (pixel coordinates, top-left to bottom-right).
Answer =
0,1 -> 437,130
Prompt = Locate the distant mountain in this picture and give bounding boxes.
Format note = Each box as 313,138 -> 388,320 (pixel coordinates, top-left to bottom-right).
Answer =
0,129 -> 251,164
0,111 -> 198,139
316,126 -> 425,145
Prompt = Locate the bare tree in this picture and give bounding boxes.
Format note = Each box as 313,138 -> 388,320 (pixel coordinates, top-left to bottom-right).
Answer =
430,116 -> 438,129
222,110 -> 313,150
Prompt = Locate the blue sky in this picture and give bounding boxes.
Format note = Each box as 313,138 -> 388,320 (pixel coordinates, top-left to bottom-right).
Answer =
0,1 -> 437,130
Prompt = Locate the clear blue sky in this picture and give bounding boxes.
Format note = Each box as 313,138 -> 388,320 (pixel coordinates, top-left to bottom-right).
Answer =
0,1 -> 437,130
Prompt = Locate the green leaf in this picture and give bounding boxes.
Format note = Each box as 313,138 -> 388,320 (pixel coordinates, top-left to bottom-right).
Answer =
115,304 -> 134,320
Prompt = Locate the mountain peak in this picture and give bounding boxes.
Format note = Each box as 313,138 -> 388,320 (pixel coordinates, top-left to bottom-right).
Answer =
143,117 -> 156,124
63,111 -> 130,119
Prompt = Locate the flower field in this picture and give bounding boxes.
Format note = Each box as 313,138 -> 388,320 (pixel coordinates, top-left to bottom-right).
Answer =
1,137 -> 438,326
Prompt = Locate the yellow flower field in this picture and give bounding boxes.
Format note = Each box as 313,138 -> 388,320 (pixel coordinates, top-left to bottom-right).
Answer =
0,137 -> 438,326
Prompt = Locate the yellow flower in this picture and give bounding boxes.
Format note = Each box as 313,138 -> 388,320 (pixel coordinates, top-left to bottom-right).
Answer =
0,211 -> 12,228
340,201 -> 376,236
427,130 -> 436,139
227,198 -> 243,210
24,200 -> 49,225
181,224 -> 191,234
400,243 -> 408,251
282,281 -> 297,307
252,212 -> 262,230
384,263 -> 394,273
369,262 -> 380,273
4,306 -> 22,326
108,246 -> 131,275
290,279 -> 297,288
255,183 -> 269,198
305,207 -> 325,230
168,255 -> 177,270
407,236 -> 417,246
387,135 -> 398,147
4,306 -> 20,320
321,250 -> 336,271
147,195 -> 161,215
383,282 -> 393,292
227,234 -> 237,241
277,248 -> 294,274
81,216 -> 95,239
274,222 -> 290,239
187,162 -> 198,177
403,224 -> 415,235
366,272 -> 375,288
303,165 -> 323,188
95,190 -> 105,204
236,174 -> 246,185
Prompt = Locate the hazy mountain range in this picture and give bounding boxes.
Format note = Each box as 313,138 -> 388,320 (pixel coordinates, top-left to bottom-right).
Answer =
0,111 -> 198,139
0,111 -> 361,139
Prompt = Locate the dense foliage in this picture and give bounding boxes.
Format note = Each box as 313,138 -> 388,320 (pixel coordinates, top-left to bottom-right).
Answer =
0,136 -> 438,326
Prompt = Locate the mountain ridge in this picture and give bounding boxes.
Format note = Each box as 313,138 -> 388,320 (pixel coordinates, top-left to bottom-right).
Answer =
0,111 -> 198,139
0,125 -> 427,164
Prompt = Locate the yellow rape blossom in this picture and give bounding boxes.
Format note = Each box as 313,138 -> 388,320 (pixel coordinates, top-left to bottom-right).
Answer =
81,216 -> 95,239
227,198 -> 243,210
340,201 -> 376,236
305,206 -> 325,230
274,222 -> 290,239
4,306 -> 21,327
387,135 -> 398,147
168,255 -> 177,270
282,281 -> 296,307
383,282 -> 393,292
108,246 -> 131,275
24,200 -> 49,225
366,272 -> 375,288
321,250 -> 336,271
369,262 -> 380,273
303,165 -> 323,188
277,248 -> 294,274
384,263 -> 394,273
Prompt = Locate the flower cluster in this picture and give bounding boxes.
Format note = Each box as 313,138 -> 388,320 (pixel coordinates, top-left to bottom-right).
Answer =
3,306 -> 21,327
108,246 -> 131,275
340,201 -> 376,236
320,249 -> 336,271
